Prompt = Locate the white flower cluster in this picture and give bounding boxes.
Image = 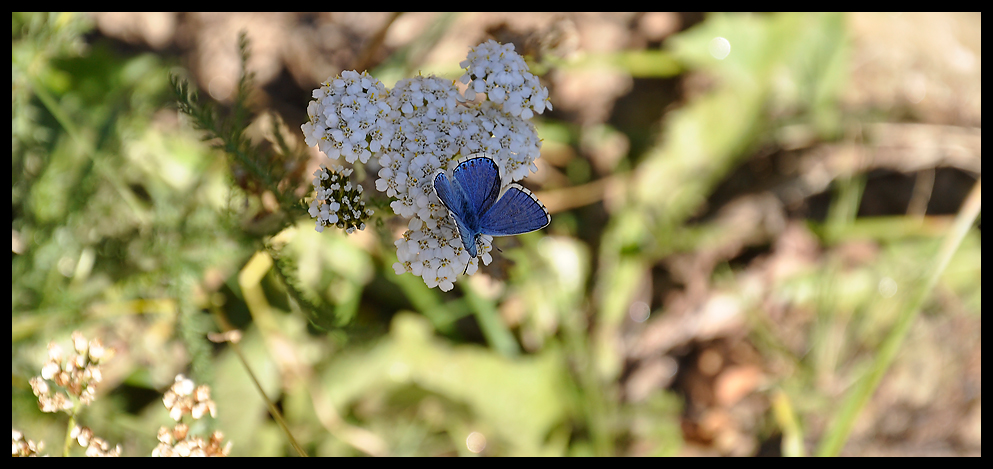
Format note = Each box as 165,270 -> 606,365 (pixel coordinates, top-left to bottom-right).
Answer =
302,40 -> 551,291
460,39 -> 552,121
162,374 -> 216,422
301,70 -> 390,164
153,374 -> 231,457
28,332 -> 108,414
12,428 -> 44,457
308,164 -> 373,233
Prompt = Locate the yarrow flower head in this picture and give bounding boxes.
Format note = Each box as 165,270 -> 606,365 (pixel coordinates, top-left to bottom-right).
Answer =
302,40 -> 551,291
162,374 -> 217,422
153,426 -> 231,457
459,39 -> 553,120
12,429 -> 44,457
154,374 -> 231,457
301,70 -> 390,164
29,331 -> 111,414
70,425 -> 122,457
308,164 -> 374,234
152,423 -> 231,457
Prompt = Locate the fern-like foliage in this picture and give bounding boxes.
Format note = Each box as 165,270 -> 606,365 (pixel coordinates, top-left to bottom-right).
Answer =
170,31 -> 310,236
171,31 -> 357,328
267,244 -> 340,331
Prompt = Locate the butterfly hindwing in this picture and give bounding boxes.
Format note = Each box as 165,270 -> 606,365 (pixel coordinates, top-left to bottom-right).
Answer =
433,170 -> 463,220
434,169 -> 481,257
478,184 -> 551,236
452,213 -> 478,258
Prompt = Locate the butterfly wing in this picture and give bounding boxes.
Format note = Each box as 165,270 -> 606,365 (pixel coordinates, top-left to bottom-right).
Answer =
478,184 -> 551,236
434,170 -> 480,257
451,156 -> 501,216
435,155 -> 548,258
434,155 -> 504,258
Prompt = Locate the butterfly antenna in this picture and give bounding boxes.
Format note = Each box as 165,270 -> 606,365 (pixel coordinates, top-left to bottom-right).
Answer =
462,261 -> 470,275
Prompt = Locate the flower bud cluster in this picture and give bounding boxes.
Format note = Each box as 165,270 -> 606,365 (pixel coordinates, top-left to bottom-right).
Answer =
29,331 -> 110,414
153,426 -> 231,457
153,374 -> 231,457
308,164 -> 374,233
162,374 -> 217,422
12,429 -> 44,457
302,40 -> 551,291
71,425 -> 122,457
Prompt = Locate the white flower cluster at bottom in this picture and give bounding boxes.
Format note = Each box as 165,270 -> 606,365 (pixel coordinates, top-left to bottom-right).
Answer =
392,214 -> 494,292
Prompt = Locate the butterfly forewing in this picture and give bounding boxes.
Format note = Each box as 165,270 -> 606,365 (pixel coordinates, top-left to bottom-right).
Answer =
451,157 -> 501,217
478,184 -> 551,236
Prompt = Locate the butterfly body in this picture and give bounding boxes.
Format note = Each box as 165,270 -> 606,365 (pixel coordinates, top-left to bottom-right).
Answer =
433,155 -> 550,259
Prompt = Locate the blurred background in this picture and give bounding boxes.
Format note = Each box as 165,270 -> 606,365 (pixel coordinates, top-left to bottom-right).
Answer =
12,12 -> 980,456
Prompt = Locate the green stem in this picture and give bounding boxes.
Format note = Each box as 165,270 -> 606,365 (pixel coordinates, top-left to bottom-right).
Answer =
230,339 -> 308,457
62,409 -> 77,457
211,307 -> 308,457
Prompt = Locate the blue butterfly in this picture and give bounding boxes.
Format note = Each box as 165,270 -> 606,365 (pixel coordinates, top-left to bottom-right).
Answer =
433,155 -> 551,260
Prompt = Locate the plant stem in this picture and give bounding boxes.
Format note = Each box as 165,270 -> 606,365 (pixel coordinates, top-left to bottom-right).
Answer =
231,338 -> 309,457
210,308 -> 309,457
62,409 -> 77,457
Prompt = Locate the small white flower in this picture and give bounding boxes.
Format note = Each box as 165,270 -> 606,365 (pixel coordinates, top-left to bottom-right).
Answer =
41,361 -> 59,380
174,375 -> 195,397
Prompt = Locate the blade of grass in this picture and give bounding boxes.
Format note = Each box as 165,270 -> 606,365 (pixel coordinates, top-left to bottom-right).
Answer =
815,178 -> 981,456
771,389 -> 806,457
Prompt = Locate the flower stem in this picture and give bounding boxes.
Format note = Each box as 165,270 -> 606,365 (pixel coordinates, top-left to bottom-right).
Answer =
62,409 -> 77,457
210,292 -> 308,457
